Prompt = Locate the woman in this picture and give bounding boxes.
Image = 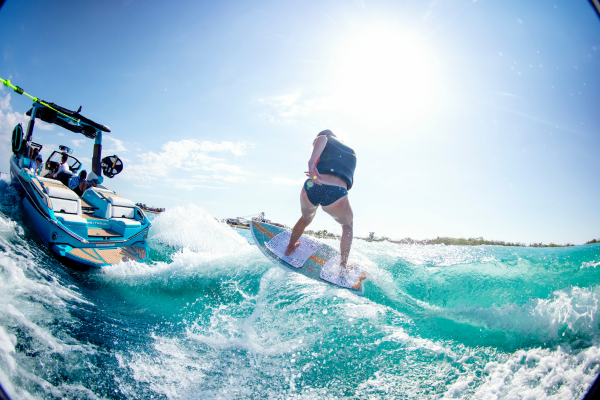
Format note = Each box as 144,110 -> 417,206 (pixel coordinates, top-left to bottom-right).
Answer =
285,129 -> 357,276
69,170 -> 89,196
30,155 -> 43,176
75,170 -> 88,196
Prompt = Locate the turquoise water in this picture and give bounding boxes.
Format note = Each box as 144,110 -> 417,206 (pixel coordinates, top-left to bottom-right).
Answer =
1,177 -> 599,399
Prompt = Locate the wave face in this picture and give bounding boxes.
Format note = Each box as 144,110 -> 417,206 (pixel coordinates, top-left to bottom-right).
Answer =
1,176 -> 599,399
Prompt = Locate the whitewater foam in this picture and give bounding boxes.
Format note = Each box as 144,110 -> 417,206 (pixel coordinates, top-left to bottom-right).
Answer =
471,345 -> 600,399
149,204 -> 249,255
0,219 -> 99,398
582,260 -> 600,269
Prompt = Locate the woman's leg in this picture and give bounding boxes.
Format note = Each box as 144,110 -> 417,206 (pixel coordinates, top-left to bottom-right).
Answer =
322,196 -> 353,272
285,187 -> 319,255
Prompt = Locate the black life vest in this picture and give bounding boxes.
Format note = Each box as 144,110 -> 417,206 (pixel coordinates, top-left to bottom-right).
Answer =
316,136 -> 356,189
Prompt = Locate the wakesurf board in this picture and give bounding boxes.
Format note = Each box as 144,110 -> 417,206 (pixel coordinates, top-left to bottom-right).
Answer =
250,220 -> 367,295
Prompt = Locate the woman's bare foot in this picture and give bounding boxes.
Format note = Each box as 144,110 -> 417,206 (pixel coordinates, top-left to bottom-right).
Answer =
285,240 -> 301,256
339,263 -> 355,278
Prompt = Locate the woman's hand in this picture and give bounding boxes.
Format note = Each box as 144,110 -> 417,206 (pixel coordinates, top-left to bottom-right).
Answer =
305,163 -> 323,185
305,135 -> 328,185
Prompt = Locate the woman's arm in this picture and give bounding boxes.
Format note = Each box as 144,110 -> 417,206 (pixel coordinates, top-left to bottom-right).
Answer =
305,135 -> 327,185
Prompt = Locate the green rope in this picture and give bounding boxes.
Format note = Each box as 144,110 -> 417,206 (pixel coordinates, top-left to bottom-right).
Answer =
1,77 -> 80,124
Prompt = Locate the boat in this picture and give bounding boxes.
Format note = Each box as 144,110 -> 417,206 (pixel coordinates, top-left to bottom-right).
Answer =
4,78 -> 151,267
225,212 -> 285,230
135,203 -> 165,214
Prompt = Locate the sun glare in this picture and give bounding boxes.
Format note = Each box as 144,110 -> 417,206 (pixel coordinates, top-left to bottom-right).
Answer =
329,26 -> 440,129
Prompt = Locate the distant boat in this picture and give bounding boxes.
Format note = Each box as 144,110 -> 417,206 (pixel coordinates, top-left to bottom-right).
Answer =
135,203 -> 165,214
144,209 -> 163,215
7,83 -> 151,267
226,212 -> 285,230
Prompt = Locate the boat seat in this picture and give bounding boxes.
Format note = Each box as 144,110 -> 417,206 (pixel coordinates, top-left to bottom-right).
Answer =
51,198 -> 78,214
45,185 -> 83,218
112,206 -> 135,218
45,186 -> 79,200
105,196 -> 142,229
55,213 -> 87,226
37,176 -> 64,184
107,196 -> 136,208
111,218 -> 142,227
106,196 -> 137,220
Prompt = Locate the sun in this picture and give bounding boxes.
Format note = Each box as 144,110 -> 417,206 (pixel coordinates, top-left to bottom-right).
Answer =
328,25 -> 440,129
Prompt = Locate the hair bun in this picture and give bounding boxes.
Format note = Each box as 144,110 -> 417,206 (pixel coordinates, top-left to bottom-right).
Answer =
317,129 -> 336,138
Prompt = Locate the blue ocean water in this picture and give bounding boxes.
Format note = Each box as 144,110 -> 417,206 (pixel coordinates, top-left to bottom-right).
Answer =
1,176 -> 599,399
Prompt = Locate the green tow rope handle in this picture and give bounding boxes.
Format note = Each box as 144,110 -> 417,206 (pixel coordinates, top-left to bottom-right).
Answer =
1,77 -> 80,124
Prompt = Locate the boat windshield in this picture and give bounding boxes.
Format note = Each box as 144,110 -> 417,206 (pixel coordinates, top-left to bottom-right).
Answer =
48,151 -> 81,173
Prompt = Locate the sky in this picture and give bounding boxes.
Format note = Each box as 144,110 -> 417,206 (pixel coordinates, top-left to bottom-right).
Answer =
0,0 -> 599,244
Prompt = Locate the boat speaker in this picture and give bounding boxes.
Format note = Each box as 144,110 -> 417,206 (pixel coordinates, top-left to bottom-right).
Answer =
101,155 -> 123,178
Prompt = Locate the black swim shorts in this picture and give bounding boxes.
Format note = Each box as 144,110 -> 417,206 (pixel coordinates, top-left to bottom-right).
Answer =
304,179 -> 348,206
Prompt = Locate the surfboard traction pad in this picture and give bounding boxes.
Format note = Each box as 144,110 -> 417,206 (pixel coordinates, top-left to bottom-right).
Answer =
252,221 -> 366,294
320,256 -> 367,290
266,230 -> 323,268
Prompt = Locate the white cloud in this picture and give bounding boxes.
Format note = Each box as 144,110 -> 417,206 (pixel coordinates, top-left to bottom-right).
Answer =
258,93 -> 304,122
194,140 -> 246,156
202,162 -> 251,175
71,139 -> 85,147
0,93 -> 11,111
213,174 -> 246,183
271,177 -> 305,185
36,121 -> 54,131
104,135 -> 127,153
121,139 -> 249,190
57,132 -> 65,136
273,93 -> 301,107
163,177 -> 228,190
160,139 -> 246,160
258,92 -> 333,124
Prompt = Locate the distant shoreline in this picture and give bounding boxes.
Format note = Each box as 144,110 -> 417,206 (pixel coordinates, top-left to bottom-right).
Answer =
225,219 -> 597,248
294,229 -> 599,248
